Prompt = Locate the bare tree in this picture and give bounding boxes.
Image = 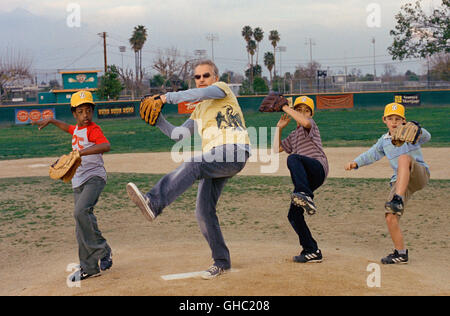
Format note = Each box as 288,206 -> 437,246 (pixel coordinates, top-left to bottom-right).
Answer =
294,61 -> 321,79
294,61 -> 321,90
0,48 -> 33,103
117,66 -> 137,99
152,47 -> 192,92
382,64 -> 397,82
429,52 -> 450,81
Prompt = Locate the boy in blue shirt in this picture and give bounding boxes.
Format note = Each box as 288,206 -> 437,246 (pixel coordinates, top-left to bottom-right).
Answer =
345,103 -> 431,264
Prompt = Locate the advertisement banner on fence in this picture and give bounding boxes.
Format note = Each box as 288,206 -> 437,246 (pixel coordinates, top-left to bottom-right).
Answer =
394,93 -> 421,106
316,94 -> 354,109
15,108 -> 55,125
178,101 -> 200,114
97,104 -> 136,119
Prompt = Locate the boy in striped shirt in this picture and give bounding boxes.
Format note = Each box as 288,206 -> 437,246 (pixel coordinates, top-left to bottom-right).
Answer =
273,96 -> 329,263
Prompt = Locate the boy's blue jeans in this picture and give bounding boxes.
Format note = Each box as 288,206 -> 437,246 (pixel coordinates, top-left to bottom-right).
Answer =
286,154 -> 325,253
146,144 -> 249,269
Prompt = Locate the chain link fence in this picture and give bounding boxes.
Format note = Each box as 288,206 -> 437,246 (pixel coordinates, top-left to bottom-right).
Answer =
266,78 -> 450,95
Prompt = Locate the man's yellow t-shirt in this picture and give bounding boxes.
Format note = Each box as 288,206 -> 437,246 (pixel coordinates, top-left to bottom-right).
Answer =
190,81 -> 250,152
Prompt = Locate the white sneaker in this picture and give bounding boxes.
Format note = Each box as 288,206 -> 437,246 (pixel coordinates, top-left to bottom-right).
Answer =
201,265 -> 228,280
126,182 -> 156,222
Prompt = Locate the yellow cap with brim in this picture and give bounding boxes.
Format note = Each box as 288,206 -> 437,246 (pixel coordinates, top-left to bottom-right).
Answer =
384,102 -> 405,119
294,96 -> 314,116
71,90 -> 95,108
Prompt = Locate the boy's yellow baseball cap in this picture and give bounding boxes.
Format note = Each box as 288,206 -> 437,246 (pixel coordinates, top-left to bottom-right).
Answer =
384,102 -> 405,119
294,96 -> 315,116
71,90 -> 95,108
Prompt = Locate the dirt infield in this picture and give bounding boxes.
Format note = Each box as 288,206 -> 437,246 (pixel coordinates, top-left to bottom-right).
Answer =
0,148 -> 449,296
1,147 -> 449,179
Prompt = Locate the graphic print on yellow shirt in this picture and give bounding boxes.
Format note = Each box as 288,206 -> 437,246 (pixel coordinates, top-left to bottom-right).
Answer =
190,81 -> 250,152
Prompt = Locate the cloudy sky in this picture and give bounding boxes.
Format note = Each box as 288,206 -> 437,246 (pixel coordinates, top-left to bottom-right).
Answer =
0,0 -> 439,82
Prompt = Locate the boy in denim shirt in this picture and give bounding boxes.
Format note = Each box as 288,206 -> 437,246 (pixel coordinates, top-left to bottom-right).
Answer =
345,103 -> 431,264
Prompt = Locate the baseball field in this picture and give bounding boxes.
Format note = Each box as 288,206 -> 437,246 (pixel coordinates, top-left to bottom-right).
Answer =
0,106 -> 449,296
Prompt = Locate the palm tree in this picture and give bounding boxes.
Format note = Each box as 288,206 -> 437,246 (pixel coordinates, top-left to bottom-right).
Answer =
241,25 -> 253,66
268,30 -> 280,77
247,39 -> 257,92
264,52 -> 275,88
253,27 -> 264,66
129,25 -> 148,82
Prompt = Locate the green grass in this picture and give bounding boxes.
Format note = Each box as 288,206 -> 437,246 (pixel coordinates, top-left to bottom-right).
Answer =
0,106 -> 448,160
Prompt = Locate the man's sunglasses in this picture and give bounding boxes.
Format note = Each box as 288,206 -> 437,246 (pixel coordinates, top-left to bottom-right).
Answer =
194,73 -> 211,80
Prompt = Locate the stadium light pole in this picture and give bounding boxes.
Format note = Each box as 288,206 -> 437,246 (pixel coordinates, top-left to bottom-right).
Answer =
119,46 -> 126,70
194,49 -> 207,61
206,34 -> 219,62
276,46 -> 287,77
372,37 -> 376,79
276,46 -> 287,93
305,38 -> 315,65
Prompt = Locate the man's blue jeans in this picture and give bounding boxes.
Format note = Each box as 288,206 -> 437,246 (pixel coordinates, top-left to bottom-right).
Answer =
146,144 -> 249,269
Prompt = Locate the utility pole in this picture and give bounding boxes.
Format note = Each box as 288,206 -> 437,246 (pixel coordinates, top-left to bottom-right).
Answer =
206,33 -> 219,62
98,32 -> 108,73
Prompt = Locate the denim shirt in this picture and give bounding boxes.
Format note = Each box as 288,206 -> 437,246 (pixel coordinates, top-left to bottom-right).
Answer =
354,128 -> 431,182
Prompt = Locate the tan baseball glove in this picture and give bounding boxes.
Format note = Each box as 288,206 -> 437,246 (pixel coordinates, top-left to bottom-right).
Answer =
391,121 -> 422,147
259,92 -> 289,112
49,150 -> 81,183
139,94 -> 164,125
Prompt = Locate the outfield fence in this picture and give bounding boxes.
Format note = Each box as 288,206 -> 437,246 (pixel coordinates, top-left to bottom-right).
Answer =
0,89 -> 449,125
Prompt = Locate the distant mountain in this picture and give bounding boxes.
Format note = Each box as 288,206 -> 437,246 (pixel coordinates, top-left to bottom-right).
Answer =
0,8 -> 102,72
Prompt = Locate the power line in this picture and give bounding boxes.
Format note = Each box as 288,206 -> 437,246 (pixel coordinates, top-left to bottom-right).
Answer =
62,42 -> 101,69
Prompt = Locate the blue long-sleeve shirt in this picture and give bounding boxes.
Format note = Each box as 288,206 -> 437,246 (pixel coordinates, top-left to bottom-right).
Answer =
155,85 -> 226,141
354,128 -> 431,182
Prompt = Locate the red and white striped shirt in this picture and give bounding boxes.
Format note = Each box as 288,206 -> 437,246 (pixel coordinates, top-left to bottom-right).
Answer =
281,119 -> 329,177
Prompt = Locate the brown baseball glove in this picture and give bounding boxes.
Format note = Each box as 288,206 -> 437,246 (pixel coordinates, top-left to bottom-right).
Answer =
259,92 -> 289,112
49,150 -> 81,183
391,121 -> 422,147
140,94 -> 164,126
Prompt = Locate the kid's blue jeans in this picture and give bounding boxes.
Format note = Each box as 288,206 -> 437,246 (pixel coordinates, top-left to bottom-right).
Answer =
145,144 -> 249,269
286,154 -> 325,253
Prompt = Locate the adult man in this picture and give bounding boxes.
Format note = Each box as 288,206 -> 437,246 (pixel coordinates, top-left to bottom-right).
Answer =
127,60 -> 251,279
